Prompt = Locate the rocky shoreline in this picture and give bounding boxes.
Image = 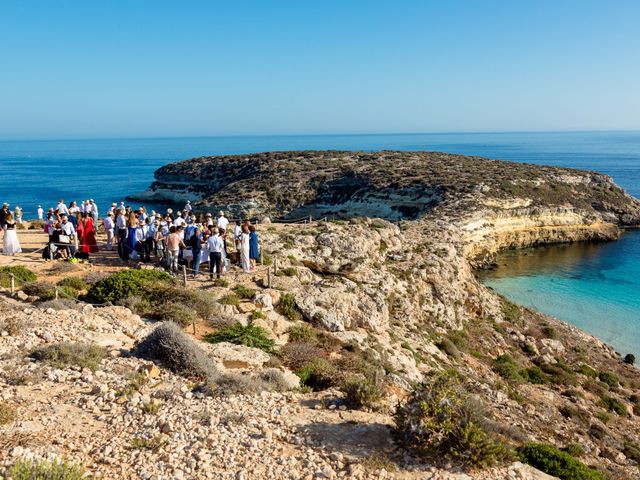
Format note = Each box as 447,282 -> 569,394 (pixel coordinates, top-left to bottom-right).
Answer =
2,151 -> 640,479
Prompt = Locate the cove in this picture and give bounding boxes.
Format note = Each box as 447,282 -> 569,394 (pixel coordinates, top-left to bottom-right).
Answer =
479,229 -> 640,360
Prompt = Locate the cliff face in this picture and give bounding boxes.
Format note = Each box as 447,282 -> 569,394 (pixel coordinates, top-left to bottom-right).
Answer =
133,150 -> 640,263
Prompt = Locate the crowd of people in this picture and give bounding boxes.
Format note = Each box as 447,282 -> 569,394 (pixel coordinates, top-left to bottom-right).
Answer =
1,199 -> 261,280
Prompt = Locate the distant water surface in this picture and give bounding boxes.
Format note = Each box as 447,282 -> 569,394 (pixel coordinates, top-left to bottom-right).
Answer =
1,131 -> 639,356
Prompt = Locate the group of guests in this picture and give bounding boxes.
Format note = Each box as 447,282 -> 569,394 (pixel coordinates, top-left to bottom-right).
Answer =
0,203 -> 21,256
43,200 -> 100,259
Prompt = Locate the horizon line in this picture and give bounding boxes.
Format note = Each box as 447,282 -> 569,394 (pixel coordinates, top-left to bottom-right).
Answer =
1,128 -> 640,143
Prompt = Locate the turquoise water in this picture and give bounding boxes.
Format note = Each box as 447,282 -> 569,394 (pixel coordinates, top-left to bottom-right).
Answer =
481,229 -> 640,359
0,131 -> 639,354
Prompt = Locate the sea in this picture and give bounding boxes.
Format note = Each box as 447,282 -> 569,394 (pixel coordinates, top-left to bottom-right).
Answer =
1,131 -> 639,358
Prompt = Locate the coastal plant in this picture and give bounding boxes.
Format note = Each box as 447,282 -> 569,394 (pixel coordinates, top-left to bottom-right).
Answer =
278,293 -> 301,321
575,363 -> 598,378
493,354 -> 525,382
623,440 -> 640,463
0,265 -> 37,288
259,368 -> 292,392
161,303 -> 197,328
56,276 -> 89,291
599,395 -> 627,416
393,371 -> 515,469
296,357 -> 337,390
518,443 -> 605,480
341,377 -> 383,409
0,402 -> 17,425
597,371 -> 619,389
277,267 -> 298,277
8,458 -> 91,480
436,338 -> 460,359
287,323 -> 317,342
133,322 -> 219,381
129,435 -> 167,452
565,443 -> 586,458
218,293 -> 240,306
501,300 -> 521,323
232,284 -> 256,300
30,342 -> 106,371
204,322 -> 275,354
213,277 -> 229,288
251,310 -> 266,321
86,269 -> 172,304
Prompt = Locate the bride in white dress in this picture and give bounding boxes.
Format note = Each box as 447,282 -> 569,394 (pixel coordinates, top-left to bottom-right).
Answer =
3,213 -> 22,256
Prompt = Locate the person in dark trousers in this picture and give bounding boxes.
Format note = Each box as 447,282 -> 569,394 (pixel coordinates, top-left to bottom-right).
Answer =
207,227 -> 225,280
189,227 -> 203,277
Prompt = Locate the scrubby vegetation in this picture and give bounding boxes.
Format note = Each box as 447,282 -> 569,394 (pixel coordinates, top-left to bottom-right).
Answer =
7,458 -> 91,480
394,371 -> 515,469
232,285 -> 256,300
0,265 -> 37,288
278,293 -> 301,321
340,377 -> 383,409
31,342 -> 106,371
518,443 -> 604,480
0,401 -> 17,425
204,323 -> 275,354
86,269 -> 172,304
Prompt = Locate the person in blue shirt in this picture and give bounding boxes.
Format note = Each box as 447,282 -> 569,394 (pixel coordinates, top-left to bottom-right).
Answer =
249,225 -> 259,270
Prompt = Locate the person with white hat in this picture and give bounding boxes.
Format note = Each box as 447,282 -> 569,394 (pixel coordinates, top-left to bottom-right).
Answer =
184,200 -> 192,214
103,211 -> 115,251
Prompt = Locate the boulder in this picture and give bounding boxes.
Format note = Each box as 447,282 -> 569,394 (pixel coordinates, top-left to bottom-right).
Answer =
254,293 -> 273,311
206,342 -> 270,370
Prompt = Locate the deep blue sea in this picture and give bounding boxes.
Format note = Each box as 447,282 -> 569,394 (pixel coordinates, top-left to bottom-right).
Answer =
1,131 -> 639,357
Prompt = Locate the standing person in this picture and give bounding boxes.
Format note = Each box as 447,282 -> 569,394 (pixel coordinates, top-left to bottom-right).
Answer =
37,205 -> 44,220
125,212 -> 139,259
240,225 -> 251,273
68,202 -> 79,227
234,220 -> 242,266
207,227 -> 224,280
0,203 -> 9,231
14,206 -> 23,225
166,226 -> 185,274
116,209 -> 128,260
249,225 -> 259,270
217,211 -> 229,231
189,226 -> 203,277
56,199 -> 69,216
173,211 -> 186,227
184,200 -> 192,215
89,199 -> 99,224
2,213 -> 21,255
103,212 -> 115,251
60,214 -> 76,257
108,203 -> 117,215
143,217 -> 156,263
80,214 -> 99,255
153,219 -> 165,261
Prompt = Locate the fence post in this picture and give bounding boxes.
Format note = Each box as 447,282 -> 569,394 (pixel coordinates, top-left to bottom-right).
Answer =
182,265 -> 187,286
267,266 -> 272,289
49,244 -> 53,261
55,287 -> 59,300
273,256 -> 278,276
192,317 -> 196,336
9,273 -> 14,296
309,215 -> 312,223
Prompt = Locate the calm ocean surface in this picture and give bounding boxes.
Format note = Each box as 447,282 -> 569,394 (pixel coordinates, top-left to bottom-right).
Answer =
1,131 -> 639,356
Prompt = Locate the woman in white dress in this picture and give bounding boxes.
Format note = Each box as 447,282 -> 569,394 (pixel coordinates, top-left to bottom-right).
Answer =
3,213 -> 22,256
240,225 -> 251,273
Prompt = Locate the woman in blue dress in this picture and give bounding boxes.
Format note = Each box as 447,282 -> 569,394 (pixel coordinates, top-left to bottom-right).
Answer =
126,211 -> 139,259
249,225 -> 259,270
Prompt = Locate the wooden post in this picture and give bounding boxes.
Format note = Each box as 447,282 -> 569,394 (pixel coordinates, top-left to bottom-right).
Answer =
192,317 -> 196,336
55,287 -> 59,300
9,273 -> 14,296
182,265 -> 187,286
309,215 -> 312,223
267,266 -> 272,289
273,256 -> 278,276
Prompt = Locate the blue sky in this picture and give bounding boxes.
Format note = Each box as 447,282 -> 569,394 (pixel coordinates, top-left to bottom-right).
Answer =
1,0 -> 639,139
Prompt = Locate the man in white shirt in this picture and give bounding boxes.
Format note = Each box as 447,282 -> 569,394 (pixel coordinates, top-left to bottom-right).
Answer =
207,227 -> 225,280
173,211 -> 186,227
37,205 -> 44,220
217,211 -> 229,230
56,199 -> 69,216
103,212 -> 115,250
60,214 -> 77,255
184,201 -> 192,214
108,203 -> 117,215
88,199 -> 98,224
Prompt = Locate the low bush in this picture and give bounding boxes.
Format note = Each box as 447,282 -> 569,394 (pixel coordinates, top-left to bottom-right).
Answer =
575,364 -> 598,378
161,303 -> 198,328
564,443 -> 586,458
0,402 -> 16,425
437,338 -> 460,359
204,322 -> 275,354
8,458 -> 91,480
623,440 -> 640,463
129,434 -> 167,452
394,372 -> 515,469
501,300 -> 521,323
541,323 -> 558,339
598,371 -> 619,389
259,368 -> 292,392
277,267 -> 298,277
341,377 -> 383,409
218,294 -> 240,306
0,265 -> 37,288
522,366 -> 548,384
251,310 -> 266,321
233,285 -> 256,300
38,298 -> 82,311
539,363 -> 577,386
278,293 -> 301,321
600,395 -> 627,416
134,322 -> 219,381
57,276 -> 89,291
493,354 -> 524,382
558,405 -> 589,424
287,323 -> 317,342
518,443 -> 604,480
28,219 -> 45,230
31,342 -> 106,371
296,357 -> 337,390
87,269 -> 172,304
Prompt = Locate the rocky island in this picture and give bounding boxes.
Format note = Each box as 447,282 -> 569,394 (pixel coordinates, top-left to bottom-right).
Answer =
3,151 -> 640,480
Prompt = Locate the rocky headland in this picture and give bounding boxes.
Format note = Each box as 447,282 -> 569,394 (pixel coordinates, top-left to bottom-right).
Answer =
3,151 -> 640,479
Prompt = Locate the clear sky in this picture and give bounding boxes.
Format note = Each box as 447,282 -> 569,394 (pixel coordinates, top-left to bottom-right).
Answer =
1,0 -> 639,139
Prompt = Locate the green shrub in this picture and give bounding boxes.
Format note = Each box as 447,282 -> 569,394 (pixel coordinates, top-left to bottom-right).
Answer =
448,330 -> 466,349
565,443 -> 586,458
287,323 -> 317,342
0,402 -> 16,425
623,440 -> 640,463
600,395 -> 627,416
134,322 -> 219,381
8,458 -> 91,480
539,363 -> 577,386
518,443 -> 604,480
204,323 -> 275,354
214,277 -> 229,288
576,364 -> 598,378
57,276 -> 89,291
522,366 -> 549,384
394,372 -> 514,469
262,253 -> 273,266
31,342 -> 106,371
277,267 -> 298,277
278,293 -> 301,321
341,377 -> 383,409
87,269 -> 172,303
541,323 -> 558,339
218,294 -> 240,306
233,285 -> 256,300
493,354 -> 524,382
161,303 -> 198,328
296,357 -> 337,390
129,435 -> 167,452
251,310 -> 266,321
0,265 -> 37,288
22,282 -> 56,300
501,300 -> 521,323
597,371 -> 619,389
